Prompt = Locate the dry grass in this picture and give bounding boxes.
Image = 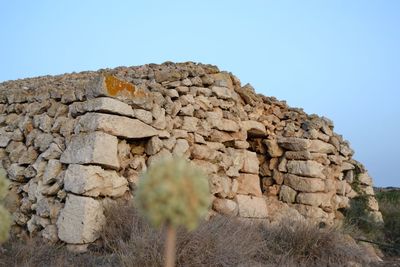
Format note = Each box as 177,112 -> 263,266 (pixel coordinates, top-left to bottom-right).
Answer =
257,220 -> 368,266
0,202 -> 371,267
0,235 -> 118,267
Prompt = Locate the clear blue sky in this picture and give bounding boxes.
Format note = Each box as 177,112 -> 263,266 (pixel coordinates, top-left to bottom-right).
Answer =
1,1 -> 399,186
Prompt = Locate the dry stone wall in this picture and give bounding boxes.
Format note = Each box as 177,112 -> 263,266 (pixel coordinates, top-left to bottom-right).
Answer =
0,62 -> 382,244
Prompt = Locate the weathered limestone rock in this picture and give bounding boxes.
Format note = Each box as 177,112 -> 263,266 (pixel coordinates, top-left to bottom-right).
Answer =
172,139 -> 190,157
241,150 -> 259,174
286,160 -> 325,178
147,148 -> 172,166
294,204 -> 329,222
7,163 -> 25,181
284,174 -> 326,193
57,194 -> 105,244
60,132 -> 119,169
64,164 -> 128,197
237,173 -> 262,197
309,139 -> 336,154
285,151 -> 312,160
358,173 -> 373,186
132,109 -> 153,124
332,195 -> 350,209
296,192 -> 332,208
209,174 -> 231,198
236,195 -> 268,218
241,121 -> 266,136
181,116 -> 199,132
212,198 -> 238,216
86,75 -> 149,101
145,136 -> 163,155
264,139 -> 284,157
69,97 -> 134,117
211,86 -> 235,100
277,137 -> 311,151
76,112 -> 158,139
279,185 -> 297,203
0,129 -> 12,147
42,159 -> 62,185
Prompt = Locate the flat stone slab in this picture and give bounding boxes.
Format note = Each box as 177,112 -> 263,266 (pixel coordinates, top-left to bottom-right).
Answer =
309,139 -> 336,154
64,164 -> 128,197
60,131 -> 119,169
236,194 -> 268,218
76,112 -> 158,139
277,137 -> 311,151
69,97 -> 134,117
241,121 -> 267,136
237,173 -> 262,197
57,194 -> 105,244
283,174 -> 326,192
286,160 -> 325,178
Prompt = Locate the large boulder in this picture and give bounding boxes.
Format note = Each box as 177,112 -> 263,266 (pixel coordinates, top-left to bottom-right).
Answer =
57,194 -> 105,244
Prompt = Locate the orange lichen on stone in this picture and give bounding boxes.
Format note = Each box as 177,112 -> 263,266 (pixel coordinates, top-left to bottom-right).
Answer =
104,75 -> 146,98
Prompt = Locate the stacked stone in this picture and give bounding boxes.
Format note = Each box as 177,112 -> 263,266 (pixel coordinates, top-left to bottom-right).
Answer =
0,62 -> 382,246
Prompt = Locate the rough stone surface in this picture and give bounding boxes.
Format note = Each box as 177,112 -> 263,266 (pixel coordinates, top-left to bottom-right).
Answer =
237,173 -> 262,197
76,112 -> 158,139
236,195 -> 268,218
64,164 -> 128,197
57,194 -> 105,244
277,137 -> 311,151
286,160 -> 325,178
283,174 -> 326,192
279,185 -> 297,203
60,132 -> 119,169
0,62 -> 382,246
69,97 -> 134,117
212,198 -> 238,216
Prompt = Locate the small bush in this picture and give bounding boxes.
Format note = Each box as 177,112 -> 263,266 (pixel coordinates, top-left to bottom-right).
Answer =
376,190 -> 400,256
344,196 -> 384,241
0,168 -> 12,244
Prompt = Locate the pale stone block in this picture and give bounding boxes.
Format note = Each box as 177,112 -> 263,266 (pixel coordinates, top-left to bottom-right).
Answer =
69,97 -> 134,117
236,195 -> 268,218
75,112 -> 158,139
64,164 -> 128,197
60,132 -> 119,169
57,194 -> 105,244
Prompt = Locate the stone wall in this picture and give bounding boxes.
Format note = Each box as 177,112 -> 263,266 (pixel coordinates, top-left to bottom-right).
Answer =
0,62 -> 382,244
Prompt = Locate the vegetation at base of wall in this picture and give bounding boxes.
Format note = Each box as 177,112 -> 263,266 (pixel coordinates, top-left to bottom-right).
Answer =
346,171 -> 384,241
344,196 -> 384,241
0,168 -> 12,244
0,203 -> 369,267
376,190 -> 400,256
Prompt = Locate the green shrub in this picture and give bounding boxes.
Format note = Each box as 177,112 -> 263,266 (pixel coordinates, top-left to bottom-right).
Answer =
376,190 -> 400,255
344,196 -> 384,241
